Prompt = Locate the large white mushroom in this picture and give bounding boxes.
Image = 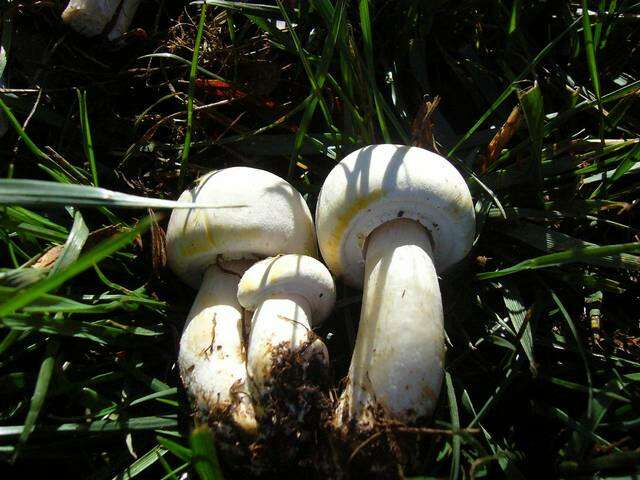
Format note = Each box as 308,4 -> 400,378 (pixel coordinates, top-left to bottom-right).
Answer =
61,0 -> 141,40
237,254 -> 335,404
165,167 -> 317,458
315,145 -> 475,444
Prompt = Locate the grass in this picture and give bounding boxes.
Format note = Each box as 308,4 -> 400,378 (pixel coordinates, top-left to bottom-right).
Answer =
1,0 -> 639,478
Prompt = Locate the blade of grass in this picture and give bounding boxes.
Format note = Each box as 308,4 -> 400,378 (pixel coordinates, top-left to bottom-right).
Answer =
113,444 -> 168,480
502,282 -> 536,374
157,436 -> 192,462
0,179 -> 235,209
179,2 -> 207,189
198,0 -> 281,14
477,242 -> 640,280
581,0 -> 607,195
0,216 -> 153,317
76,90 -> 99,187
139,53 -> 226,82
49,209 -> 89,276
516,83 -> 544,203
445,372 -> 460,480
502,222 -> 640,271
190,425 -> 224,480
358,0 -> 390,142
275,0 -> 335,130
12,340 -> 59,461
0,415 -> 178,437
287,0 -> 345,178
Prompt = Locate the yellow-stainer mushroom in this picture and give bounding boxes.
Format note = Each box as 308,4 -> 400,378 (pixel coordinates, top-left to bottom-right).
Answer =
237,254 -> 335,404
62,0 -> 141,40
236,253 -> 335,469
165,167 -> 317,462
315,145 -> 475,459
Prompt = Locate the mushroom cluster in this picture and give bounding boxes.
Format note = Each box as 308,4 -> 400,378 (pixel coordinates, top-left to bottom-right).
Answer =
166,167 -> 335,469
166,145 -> 475,476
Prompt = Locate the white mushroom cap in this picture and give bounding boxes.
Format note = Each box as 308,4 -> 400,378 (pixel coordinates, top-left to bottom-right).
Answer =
315,145 -> 475,288
237,254 -> 336,325
166,168 -> 317,289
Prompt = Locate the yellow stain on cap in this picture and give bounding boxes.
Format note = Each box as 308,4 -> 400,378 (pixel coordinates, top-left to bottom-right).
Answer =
322,189 -> 385,273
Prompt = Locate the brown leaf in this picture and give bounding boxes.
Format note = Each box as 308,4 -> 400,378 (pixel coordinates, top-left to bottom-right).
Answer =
33,245 -> 64,269
149,209 -> 167,275
482,104 -> 523,173
411,96 -> 441,153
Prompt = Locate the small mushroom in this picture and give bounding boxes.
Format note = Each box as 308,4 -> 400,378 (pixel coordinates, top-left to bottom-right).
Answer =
237,254 -> 335,403
166,167 -> 316,460
315,145 -> 475,451
61,0 -> 141,40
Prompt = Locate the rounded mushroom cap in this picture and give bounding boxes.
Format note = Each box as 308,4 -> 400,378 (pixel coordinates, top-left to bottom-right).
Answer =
166,167 -> 317,288
237,254 -> 336,325
316,144 -> 475,288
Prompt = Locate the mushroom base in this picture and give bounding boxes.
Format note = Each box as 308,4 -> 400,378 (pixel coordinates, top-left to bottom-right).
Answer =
253,336 -> 334,473
190,404 -> 266,476
331,407 -> 435,479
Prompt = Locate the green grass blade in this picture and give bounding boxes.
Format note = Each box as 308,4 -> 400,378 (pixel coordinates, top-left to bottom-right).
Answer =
502,282 -> 535,373
0,96 -> 69,181
287,0 -> 345,177
198,0 -> 280,14
0,216 -> 153,317
0,179 -> 229,209
358,0 -> 389,142
581,1 -> 601,100
49,209 -> 89,276
138,53 -> 226,82
157,436 -> 192,462
113,444 -> 168,480
550,289 -> 593,420
445,372 -> 460,480
179,2 -> 207,189
76,90 -> 99,187
516,83 -> 544,200
0,415 -> 178,437
12,340 -> 59,460
502,222 -> 640,271
477,242 -> 640,280
190,425 -> 224,480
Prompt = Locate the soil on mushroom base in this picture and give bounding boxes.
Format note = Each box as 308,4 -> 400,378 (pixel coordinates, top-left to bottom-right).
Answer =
332,402 -> 436,479
253,336 -> 338,476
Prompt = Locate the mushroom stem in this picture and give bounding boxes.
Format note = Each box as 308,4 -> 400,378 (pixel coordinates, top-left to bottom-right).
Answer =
179,262 -> 257,435
62,0 -> 142,40
335,218 -> 444,432
247,293 -> 328,402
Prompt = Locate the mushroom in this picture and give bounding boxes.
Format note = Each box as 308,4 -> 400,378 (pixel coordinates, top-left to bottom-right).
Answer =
62,0 -> 141,40
315,145 -> 475,441
166,167 -> 316,458
237,254 -> 335,404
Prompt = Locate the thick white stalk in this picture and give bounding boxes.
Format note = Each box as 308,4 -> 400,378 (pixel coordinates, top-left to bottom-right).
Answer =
247,294 -> 328,400
335,219 -> 444,431
179,263 -> 257,434
62,0 -> 141,40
